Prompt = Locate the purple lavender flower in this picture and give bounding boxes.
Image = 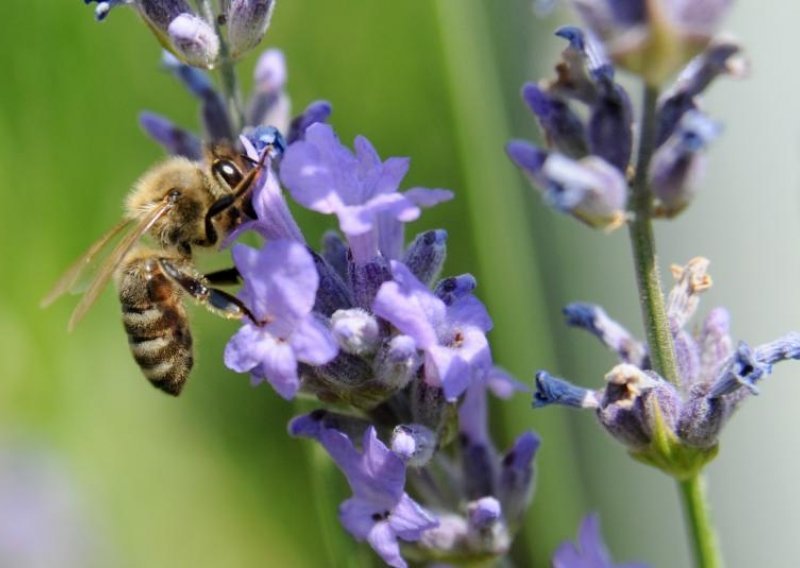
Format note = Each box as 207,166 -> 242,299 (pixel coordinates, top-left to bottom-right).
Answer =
223,240 -> 338,399
552,514 -> 648,568
510,25 -> 737,223
534,258 -> 800,477
290,423 -> 438,568
85,0 -> 220,68
373,261 -> 493,401
280,123 -> 452,264
571,0 -> 732,85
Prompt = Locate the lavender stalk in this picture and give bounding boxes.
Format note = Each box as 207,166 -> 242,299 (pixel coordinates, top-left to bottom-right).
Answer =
629,84 -> 721,568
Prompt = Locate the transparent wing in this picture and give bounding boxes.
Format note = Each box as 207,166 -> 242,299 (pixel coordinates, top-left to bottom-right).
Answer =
61,200 -> 175,332
41,219 -> 133,308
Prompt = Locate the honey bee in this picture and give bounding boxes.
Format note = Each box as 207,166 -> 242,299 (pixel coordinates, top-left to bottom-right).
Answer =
42,144 -> 265,396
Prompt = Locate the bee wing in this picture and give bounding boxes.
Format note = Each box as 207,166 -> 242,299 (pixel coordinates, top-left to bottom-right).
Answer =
41,218 -> 134,308
65,200 -> 176,332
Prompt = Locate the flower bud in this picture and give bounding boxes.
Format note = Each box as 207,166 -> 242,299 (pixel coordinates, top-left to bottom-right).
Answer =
391,424 -> 437,467
497,432 -> 539,527
650,111 -> 721,217
167,13 -> 220,69
402,230 -> 448,287
348,254 -> 392,310
373,335 -> 421,392
227,0 -> 276,59
331,309 -> 381,356
466,497 -> 510,555
522,83 -> 588,158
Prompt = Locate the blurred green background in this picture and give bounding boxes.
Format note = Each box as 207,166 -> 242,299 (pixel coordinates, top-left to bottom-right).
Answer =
2,1 -> 799,566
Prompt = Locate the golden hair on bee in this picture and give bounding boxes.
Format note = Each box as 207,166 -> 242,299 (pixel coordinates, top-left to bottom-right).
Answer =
42,143 -> 265,395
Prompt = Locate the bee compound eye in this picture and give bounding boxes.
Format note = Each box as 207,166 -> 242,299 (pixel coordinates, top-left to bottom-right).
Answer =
213,159 -> 244,189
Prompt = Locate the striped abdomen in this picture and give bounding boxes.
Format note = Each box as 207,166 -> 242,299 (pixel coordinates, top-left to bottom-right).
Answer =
118,255 -> 193,395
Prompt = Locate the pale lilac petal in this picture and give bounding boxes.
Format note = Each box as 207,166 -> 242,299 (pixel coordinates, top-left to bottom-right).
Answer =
459,380 -> 489,444
249,166 -> 305,243
237,240 -> 319,326
259,340 -> 300,400
372,262 -> 444,349
403,187 -> 454,208
487,367 -> 530,398
224,324 -> 266,373
280,125 -> 349,213
339,497 -> 378,540
361,428 -> 405,496
389,494 -> 438,540
231,244 -> 269,319
426,346 -> 471,400
290,317 -> 338,365
319,429 -> 362,482
367,521 -> 407,568
375,157 -> 411,195
447,294 -> 493,333
337,193 -> 411,237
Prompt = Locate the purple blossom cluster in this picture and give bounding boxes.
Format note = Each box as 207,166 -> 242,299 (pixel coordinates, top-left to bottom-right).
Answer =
534,258 -> 800,475
507,27 -> 745,228
132,40 -> 544,566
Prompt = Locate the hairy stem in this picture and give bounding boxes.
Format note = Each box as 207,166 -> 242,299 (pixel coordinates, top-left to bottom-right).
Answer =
629,86 -> 723,568
627,85 -> 679,384
679,476 -> 721,568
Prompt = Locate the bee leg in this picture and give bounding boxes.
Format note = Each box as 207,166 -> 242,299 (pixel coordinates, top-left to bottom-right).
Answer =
204,267 -> 241,286
159,259 -> 257,323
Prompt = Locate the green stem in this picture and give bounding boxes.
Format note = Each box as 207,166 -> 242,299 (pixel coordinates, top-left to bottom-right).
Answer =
628,86 -> 723,567
208,0 -> 245,134
679,476 -> 721,568
627,84 -> 679,385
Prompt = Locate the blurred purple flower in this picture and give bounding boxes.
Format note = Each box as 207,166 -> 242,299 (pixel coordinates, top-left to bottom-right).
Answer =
224,240 -> 338,399
373,261 -> 492,400
553,514 -> 648,568
535,258 -> 800,476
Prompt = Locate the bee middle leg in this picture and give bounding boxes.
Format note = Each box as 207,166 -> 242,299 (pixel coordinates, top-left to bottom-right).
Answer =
159,259 -> 256,323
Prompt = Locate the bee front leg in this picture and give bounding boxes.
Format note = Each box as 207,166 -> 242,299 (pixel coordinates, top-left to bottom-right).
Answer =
159,259 -> 256,323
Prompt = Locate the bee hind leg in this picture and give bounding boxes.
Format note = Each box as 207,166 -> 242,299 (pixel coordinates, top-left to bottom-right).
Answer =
159,259 -> 257,323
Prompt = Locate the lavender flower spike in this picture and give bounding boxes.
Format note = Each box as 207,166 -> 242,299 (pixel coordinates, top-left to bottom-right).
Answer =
373,261 -> 493,401
553,514 -> 648,568
223,240 -> 338,399
280,123 -> 452,264
304,426 -> 438,568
